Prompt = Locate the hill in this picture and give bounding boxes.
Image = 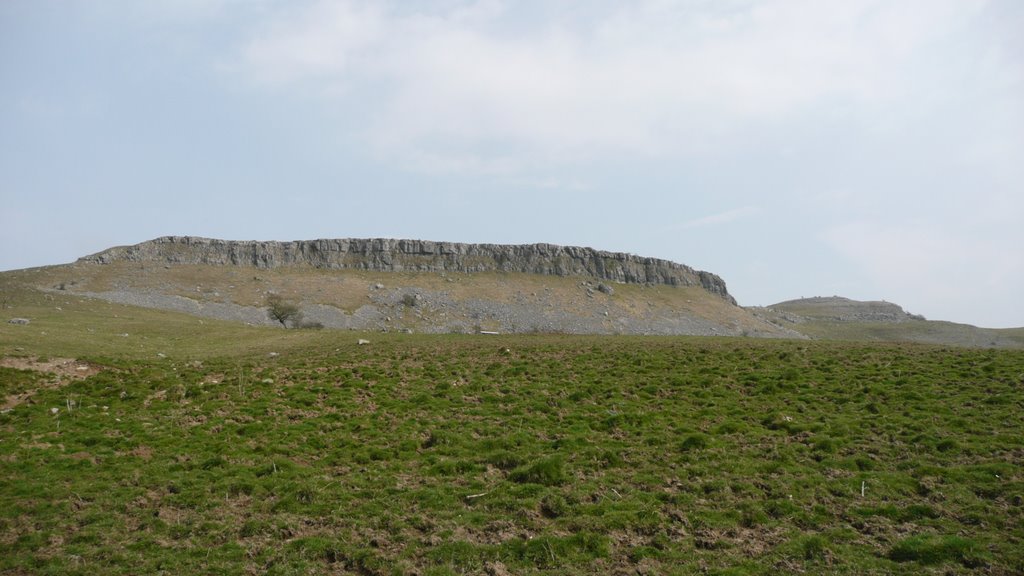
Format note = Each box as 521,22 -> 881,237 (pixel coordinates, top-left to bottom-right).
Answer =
3,237 -> 1019,347
1,236 -> 798,339
751,296 -> 1024,349
3,241 -> 1024,574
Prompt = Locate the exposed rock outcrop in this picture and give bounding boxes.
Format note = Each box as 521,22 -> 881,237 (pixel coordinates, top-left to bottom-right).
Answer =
80,236 -> 737,304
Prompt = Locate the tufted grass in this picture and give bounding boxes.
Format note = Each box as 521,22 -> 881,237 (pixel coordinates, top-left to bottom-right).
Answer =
1,287 -> 1023,574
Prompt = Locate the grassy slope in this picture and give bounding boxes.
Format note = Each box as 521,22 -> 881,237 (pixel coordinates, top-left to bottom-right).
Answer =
1,286 -> 1023,574
782,319 -> 1024,348
759,300 -> 1024,349
4,261 -> 783,336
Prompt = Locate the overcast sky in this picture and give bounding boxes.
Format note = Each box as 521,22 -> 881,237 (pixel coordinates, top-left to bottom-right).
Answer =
2,1 -> 1022,327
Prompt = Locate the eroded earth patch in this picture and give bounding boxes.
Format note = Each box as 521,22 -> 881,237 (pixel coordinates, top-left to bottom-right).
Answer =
0,356 -> 103,411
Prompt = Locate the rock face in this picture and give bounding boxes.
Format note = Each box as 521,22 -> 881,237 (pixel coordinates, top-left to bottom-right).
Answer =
80,236 -> 736,304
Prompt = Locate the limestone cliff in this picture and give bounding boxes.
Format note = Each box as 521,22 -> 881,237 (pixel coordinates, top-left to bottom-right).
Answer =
80,236 -> 736,304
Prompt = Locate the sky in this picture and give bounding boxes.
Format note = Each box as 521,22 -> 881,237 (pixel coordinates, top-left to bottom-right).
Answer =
1,0 -> 1022,328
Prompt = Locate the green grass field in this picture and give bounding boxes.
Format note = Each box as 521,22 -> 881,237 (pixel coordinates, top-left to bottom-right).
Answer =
2,288 -> 1023,574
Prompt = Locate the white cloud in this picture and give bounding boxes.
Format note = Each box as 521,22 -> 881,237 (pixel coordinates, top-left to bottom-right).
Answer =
232,0 -> 999,172
240,0 -> 386,87
86,0 -> 259,27
671,206 -> 759,231
532,177 -> 590,191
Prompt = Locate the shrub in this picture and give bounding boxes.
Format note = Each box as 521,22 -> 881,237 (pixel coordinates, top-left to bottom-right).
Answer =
423,430 -> 455,449
782,367 -> 801,381
812,436 -> 837,454
889,535 -> 988,567
266,293 -> 302,328
680,433 -> 710,451
799,534 -> 829,561
200,455 -> 226,470
486,450 -> 522,470
714,420 -> 741,434
507,532 -> 609,567
540,493 -> 569,518
510,456 -> 566,486
600,449 -> 624,468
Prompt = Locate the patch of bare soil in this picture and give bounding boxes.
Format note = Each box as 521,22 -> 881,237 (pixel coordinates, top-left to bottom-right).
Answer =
0,356 -> 104,410
1,356 -> 102,379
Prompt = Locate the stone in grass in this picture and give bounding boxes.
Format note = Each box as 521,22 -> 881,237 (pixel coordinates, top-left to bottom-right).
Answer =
485,561 -> 512,576
8,318 -> 30,325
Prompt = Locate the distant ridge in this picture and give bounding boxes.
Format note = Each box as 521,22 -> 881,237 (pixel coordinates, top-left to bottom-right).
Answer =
4,238 -> 1017,343
750,297 -> 1024,348
80,236 -> 736,304
769,296 -> 926,323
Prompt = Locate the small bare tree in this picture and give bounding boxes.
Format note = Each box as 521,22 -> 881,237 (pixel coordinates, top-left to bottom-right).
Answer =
266,294 -> 302,328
